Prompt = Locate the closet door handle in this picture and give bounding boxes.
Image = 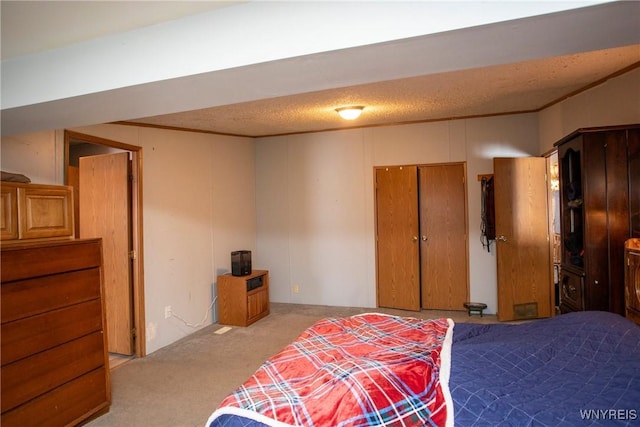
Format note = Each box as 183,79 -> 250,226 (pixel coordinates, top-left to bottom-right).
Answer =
422,236 -> 428,241
412,236 -> 418,242
496,235 -> 508,242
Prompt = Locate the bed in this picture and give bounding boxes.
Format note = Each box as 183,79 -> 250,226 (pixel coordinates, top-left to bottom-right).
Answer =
206,311 -> 640,427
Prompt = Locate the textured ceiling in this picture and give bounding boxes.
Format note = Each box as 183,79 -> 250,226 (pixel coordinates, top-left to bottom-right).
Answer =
123,45 -> 640,138
128,45 -> 640,137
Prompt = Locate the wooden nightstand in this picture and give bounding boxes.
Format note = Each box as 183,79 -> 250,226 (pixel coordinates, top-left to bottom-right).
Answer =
218,270 -> 269,327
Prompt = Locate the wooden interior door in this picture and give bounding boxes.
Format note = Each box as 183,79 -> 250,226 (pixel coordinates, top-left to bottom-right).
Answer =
376,166 -> 420,310
494,157 -> 552,321
419,164 -> 469,310
80,152 -> 134,355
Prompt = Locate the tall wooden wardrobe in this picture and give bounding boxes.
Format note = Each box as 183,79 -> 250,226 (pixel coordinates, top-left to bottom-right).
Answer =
375,163 -> 469,311
555,124 -> 640,315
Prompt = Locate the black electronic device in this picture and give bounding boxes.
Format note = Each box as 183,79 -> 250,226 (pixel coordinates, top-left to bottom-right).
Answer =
231,250 -> 251,276
246,275 -> 263,291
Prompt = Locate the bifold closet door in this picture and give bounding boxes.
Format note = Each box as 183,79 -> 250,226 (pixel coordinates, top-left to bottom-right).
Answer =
419,164 -> 469,310
375,166 -> 421,311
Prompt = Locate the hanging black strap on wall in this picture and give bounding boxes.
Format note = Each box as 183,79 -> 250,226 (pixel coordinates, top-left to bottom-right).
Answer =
480,176 -> 496,252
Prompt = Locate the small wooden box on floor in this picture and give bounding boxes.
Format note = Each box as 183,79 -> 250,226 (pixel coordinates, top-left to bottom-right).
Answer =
218,270 -> 269,327
0,239 -> 110,426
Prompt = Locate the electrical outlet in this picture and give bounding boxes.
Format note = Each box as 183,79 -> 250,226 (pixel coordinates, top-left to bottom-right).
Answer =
292,285 -> 299,293
164,305 -> 172,319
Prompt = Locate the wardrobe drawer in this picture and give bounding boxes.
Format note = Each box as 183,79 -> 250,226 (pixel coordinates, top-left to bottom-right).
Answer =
1,332 -> 105,413
560,269 -> 584,312
1,268 -> 101,323
1,367 -> 108,427
1,300 -> 103,365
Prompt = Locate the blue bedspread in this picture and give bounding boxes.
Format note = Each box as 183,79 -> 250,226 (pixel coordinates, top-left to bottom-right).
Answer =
208,311 -> 640,427
450,311 -> 640,426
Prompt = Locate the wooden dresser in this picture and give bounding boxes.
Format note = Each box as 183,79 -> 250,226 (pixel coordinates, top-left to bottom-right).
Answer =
625,238 -> 640,327
1,238 -> 110,426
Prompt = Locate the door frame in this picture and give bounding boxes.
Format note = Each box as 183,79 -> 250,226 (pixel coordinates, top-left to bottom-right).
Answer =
64,130 -> 146,357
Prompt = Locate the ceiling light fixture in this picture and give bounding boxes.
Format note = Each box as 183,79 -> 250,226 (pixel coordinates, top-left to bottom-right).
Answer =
336,106 -> 365,120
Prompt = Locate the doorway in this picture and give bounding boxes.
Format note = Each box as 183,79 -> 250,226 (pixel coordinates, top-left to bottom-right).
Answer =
64,130 -> 146,358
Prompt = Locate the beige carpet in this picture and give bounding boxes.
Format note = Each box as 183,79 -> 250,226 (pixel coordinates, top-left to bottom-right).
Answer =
86,303 -> 497,427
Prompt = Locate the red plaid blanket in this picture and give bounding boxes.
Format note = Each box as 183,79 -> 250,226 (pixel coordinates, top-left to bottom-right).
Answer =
207,313 -> 454,427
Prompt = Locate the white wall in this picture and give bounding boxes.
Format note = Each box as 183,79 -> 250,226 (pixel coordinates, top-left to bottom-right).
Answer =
256,114 -> 540,314
2,68 -> 638,354
538,67 -> 640,153
0,130 -> 64,184
254,68 -> 640,317
0,124 -> 256,354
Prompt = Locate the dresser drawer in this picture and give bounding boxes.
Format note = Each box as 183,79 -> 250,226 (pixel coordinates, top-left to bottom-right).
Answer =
1,300 -> 103,365
1,367 -> 109,427
1,332 -> 105,413
0,239 -> 101,282
1,268 -> 101,323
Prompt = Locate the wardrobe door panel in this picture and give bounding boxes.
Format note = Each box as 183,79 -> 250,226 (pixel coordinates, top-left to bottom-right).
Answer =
630,129 -> 640,239
582,135 -> 609,312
